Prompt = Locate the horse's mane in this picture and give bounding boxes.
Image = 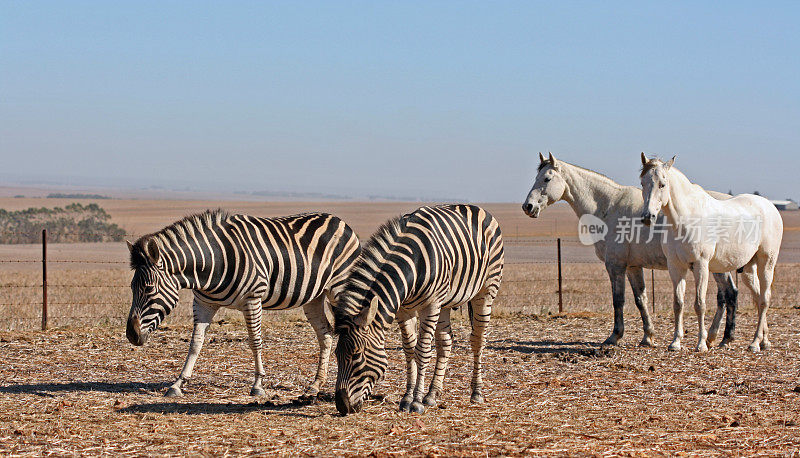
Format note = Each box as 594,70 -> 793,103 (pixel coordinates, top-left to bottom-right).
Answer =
129,209 -> 228,269
540,157 -> 621,187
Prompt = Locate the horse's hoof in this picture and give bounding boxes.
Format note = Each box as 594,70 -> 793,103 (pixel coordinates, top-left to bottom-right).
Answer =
398,399 -> 412,412
748,343 -> 760,353
409,401 -> 426,413
165,387 -> 182,397
602,336 -> 620,346
718,339 -> 731,349
250,387 -> 266,397
696,343 -> 708,353
470,392 -> 484,404
667,343 -> 681,352
761,341 -> 772,351
639,338 -> 655,348
706,334 -> 717,346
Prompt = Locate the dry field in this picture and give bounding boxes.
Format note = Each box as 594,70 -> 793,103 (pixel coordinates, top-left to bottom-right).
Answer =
1,197 -> 799,455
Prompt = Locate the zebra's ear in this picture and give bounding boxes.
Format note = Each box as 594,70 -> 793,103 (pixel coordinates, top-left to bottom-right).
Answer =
126,240 -> 135,254
355,296 -> 379,328
145,238 -> 160,264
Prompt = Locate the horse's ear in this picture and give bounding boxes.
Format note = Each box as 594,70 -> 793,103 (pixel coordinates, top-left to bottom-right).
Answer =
126,240 -> 135,254
145,238 -> 160,264
354,296 -> 379,328
641,152 -> 648,166
538,152 -> 546,163
665,155 -> 676,170
548,152 -> 559,170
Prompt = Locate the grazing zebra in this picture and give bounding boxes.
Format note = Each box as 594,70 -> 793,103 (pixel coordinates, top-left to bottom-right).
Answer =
334,204 -> 504,415
125,210 -> 360,397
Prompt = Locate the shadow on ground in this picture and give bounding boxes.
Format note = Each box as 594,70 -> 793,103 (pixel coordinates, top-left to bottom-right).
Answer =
0,381 -> 168,396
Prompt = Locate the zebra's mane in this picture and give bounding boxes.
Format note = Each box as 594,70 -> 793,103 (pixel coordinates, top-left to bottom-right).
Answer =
129,209 -> 228,269
333,214 -> 407,329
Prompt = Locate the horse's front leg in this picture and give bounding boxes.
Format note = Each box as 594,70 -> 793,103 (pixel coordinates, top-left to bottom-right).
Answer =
692,261 -> 710,352
166,300 -> 219,397
301,295 -> 333,397
409,303 -> 440,413
242,297 -> 266,396
396,310 -> 418,412
602,264 -> 627,345
667,263 -> 688,351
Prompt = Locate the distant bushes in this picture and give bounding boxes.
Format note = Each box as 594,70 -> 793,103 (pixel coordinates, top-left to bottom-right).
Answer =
47,193 -> 111,199
0,203 -> 126,244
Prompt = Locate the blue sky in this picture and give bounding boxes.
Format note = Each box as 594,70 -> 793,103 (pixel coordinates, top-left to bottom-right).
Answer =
2,1 -> 799,201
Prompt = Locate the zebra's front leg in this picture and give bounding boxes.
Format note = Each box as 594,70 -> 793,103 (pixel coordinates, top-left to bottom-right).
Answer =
397,311 -> 418,412
302,295 -> 333,397
469,290 -> 494,404
423,307 -> 452,407
166,301 -> 218,397
242,299 -> 266,396
409,304 -> 440,413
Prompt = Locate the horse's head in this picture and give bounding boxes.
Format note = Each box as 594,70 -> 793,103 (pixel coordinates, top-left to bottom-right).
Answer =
126,238 -> 181,346
639,153 -> 675,226
523,152 -> 568,218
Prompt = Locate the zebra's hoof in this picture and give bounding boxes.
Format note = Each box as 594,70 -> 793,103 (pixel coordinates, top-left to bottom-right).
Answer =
422,394 -> 437,407
639,337 -> 655,348
398,399 -> 412,412
250,387 -> 266,397
409,401 -> 426,413
303,387 -> 320,398
165,387 -> 182,397
470,392 -> 484,404
601,336 -> 619,346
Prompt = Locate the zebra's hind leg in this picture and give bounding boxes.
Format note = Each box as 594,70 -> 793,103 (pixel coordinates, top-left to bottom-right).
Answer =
423,308 -> 453,407
302,295 -> 333,397
167,300 -> 218,397
397,310 -> 418,412
469,289 -> 496,404
242,299 -> 267,396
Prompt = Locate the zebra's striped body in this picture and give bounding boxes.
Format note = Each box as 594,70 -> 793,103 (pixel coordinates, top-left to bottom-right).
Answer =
334,204 -> 504,414
126,210 -> 360,397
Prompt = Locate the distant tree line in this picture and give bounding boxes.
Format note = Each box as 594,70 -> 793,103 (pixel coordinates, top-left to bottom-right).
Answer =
0,203 -> 126,244
47,193 -> 111,199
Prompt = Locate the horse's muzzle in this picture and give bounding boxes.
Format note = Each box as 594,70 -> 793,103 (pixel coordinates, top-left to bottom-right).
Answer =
641,213 -> 656,226
522,203 -> 540,218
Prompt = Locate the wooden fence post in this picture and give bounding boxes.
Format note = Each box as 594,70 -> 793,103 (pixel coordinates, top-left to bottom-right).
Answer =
42,229 -> 48,331
557,238 -> 563,314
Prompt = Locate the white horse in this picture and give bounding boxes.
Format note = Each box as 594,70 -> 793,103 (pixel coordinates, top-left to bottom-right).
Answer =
523,153 -> 740,347
639,154 -> 783,352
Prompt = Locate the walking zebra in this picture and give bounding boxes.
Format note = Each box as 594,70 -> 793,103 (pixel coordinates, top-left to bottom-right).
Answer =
334,204 -> 504,415
126,210 -> 360,397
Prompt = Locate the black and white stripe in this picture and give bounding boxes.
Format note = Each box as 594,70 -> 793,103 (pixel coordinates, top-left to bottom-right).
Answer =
126,210 -> 360,397
334,204 -> 504,414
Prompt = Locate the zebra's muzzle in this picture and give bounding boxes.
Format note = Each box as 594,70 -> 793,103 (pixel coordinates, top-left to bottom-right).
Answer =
335,389 -> 362,415
126,316 -> 147,346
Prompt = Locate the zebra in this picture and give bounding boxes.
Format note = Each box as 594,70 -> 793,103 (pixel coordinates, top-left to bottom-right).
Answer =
125,209 -> 360,397
333,204 -> 504,415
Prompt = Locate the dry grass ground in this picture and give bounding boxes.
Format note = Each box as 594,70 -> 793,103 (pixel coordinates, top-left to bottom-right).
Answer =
1,198 -> 800,455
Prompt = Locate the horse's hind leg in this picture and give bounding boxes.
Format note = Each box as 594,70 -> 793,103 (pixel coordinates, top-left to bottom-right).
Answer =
626,267 -> 654,347
603,264 -> 627,345
708,273 -> 737,347
750,254 -> 776,352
